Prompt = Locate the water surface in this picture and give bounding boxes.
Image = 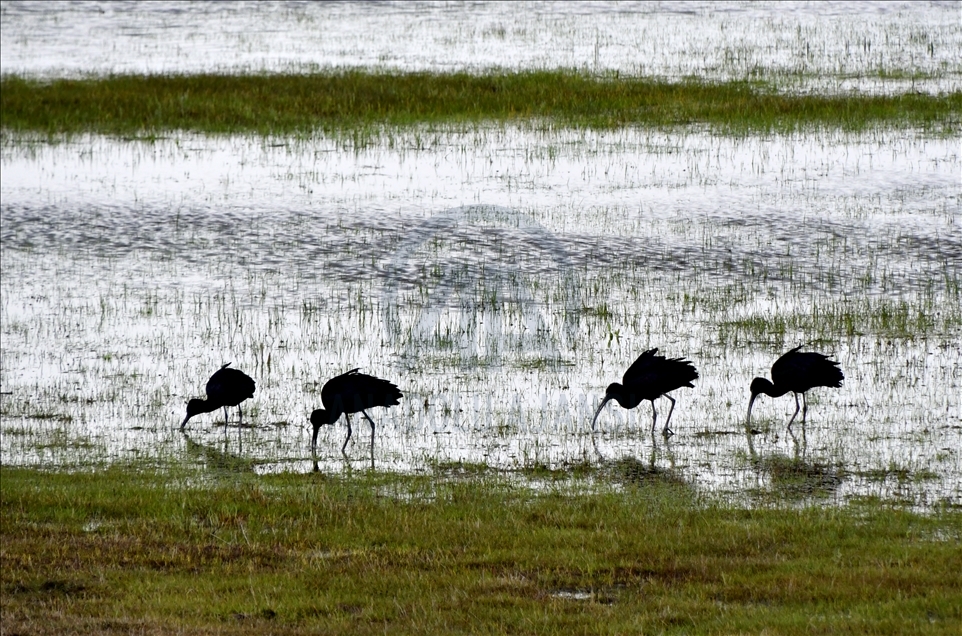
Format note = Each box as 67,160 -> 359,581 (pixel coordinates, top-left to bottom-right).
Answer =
2,1 -> 959,94
2,128 -> 959,507
1,1 -> 959,507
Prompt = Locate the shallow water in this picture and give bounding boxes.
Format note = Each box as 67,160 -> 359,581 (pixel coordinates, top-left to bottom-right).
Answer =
2,1 -> 959,94
1,128 -> 959,507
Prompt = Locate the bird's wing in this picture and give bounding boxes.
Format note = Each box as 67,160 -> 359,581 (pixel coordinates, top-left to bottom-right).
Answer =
203,362 -> 233,394
771,347 -> 807,386
622,349 -> 698,395
322,369 -> 360,403
658,355 -> 699,390
771,348 -> 842,391
622,349 -> 660,385
323,371 -> 402,410
774,346 -> 804,366
206,366 -> 255,400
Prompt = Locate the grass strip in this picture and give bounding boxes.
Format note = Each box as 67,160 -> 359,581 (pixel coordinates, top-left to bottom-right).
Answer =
2,465 -> 960,635
2,71 -> 959,137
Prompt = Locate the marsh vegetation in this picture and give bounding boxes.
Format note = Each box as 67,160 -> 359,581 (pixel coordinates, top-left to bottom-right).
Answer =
1,2 -> 960,632
3,71 -> 959,136
2,128 -> 957,506
2,467 -> 960,634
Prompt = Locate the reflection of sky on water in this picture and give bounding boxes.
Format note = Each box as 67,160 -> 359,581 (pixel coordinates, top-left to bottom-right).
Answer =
2,1 -> 959,94
2,129 -> 958,288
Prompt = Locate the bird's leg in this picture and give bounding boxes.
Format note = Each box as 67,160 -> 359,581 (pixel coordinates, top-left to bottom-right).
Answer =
361,410 -> 377,467
222,406 -> 230,439
650,401 -> 658,434
801,392 -> 808,425
342,414 -> 352,455
787,392 -> 801,432
662,394 -> 676,436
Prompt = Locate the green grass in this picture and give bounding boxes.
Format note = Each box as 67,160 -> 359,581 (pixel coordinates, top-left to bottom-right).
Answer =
2,71 -> 959,137
2,465 -> 960,634
716,294 -> 962,347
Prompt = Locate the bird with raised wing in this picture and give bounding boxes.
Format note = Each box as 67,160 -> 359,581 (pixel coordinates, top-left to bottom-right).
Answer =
747,345 -> 843,431
592,348 -> 698,436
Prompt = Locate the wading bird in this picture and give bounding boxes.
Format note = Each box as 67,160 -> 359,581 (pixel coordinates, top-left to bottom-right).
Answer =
181,363 -> 256,431
592,348 -> 698,436
747,345 -> 843,431
310,368 -> 403,457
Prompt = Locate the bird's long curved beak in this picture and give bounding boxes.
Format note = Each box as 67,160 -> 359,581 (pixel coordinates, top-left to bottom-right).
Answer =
180,415 -> 190,431
746,393 -> 758,426
591,396 -> 612,431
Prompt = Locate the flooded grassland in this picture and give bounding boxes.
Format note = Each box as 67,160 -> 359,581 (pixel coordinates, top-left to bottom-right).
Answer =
2,1 -> 959,95
1,127 -> 959,508
2,1 -> 961,509
2,6 -> 961,635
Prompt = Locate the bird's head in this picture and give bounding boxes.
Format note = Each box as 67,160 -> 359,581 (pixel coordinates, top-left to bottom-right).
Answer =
746,378 -> 773,424
181,398 -> 207,430
591,384 -> 621,431
749,377 -> 773,397
310,409 -> 332,451
310,409 -> 333,427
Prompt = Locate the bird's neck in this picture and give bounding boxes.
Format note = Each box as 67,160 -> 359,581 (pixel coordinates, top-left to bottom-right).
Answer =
191,399 -> 221,415
607,384 -> 641,409
757,383 -> 791,398
311,408 -> 340,430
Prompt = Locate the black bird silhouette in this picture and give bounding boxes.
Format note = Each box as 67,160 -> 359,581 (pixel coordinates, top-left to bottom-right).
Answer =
181,363 -> 256,431
747,345 -> 843,431
310,368 -> 402,456
591,348 -> 698,436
